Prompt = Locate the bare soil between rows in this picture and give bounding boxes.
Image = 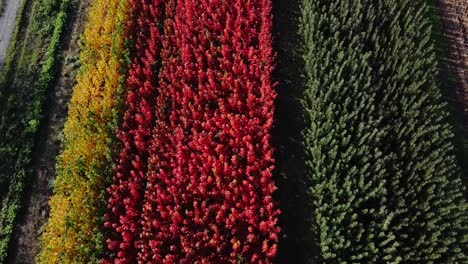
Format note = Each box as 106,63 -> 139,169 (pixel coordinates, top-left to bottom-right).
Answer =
439,0 -> 468,136
7,0 -> 90,262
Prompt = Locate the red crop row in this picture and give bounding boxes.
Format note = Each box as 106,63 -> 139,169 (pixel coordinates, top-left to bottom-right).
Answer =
104,0 -> 166,263
105,0 -> 279,263
138,0 -> 279,263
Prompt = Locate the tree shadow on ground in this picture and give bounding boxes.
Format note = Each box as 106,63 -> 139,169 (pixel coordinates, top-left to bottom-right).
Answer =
272,0 -> 321,263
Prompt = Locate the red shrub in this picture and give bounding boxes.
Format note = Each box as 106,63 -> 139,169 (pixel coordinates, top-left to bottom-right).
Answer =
104,0 -> 166,262
138,0 -> 280,263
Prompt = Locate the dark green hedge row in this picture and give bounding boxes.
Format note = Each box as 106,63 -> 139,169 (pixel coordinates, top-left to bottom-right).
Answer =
299,0 -> 467,262
0,0 -> 71,260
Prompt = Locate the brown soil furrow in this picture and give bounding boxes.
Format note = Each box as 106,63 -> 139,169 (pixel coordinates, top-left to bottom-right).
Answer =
439,0 -> 468,133
8,0 -> 90,262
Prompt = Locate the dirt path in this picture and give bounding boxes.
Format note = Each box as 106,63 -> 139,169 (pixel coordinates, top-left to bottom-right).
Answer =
7,0 -> 90,262
0,0 -> 22,70
439,0 -> 468,133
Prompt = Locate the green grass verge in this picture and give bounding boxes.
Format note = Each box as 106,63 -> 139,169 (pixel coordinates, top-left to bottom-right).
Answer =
0,0 -> 72,261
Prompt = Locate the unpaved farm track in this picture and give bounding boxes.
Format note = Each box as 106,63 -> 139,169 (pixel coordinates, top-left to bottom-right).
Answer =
439,0 -> 468,135
7,0 -> 90,262
0,0 -> 22,70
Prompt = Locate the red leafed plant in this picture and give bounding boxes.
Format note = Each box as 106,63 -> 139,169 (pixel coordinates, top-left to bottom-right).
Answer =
104,0 -> 167,263
137,0 -> 280,263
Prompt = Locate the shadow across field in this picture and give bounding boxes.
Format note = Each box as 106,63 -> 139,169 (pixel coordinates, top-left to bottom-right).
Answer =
272,0 -> 321,263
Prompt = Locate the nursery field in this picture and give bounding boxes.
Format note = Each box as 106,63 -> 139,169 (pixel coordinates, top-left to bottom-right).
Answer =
0,0 -> 466,263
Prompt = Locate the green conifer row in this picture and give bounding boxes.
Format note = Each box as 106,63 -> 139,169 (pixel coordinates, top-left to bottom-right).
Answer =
299,0 -> 467,262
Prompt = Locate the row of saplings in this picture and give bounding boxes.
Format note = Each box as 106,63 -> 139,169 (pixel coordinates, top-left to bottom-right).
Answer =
28,0 -> 468,263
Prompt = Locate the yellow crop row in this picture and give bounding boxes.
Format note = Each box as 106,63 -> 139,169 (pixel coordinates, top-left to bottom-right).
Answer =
38,0 -> 130,262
